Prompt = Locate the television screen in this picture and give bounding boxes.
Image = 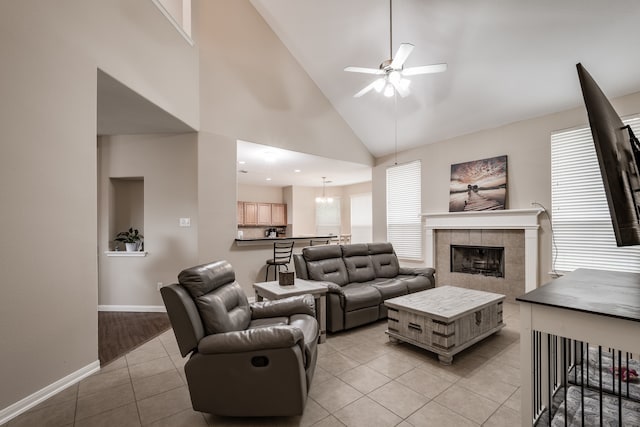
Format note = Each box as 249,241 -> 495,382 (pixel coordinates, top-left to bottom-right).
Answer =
576,63 -> 640,246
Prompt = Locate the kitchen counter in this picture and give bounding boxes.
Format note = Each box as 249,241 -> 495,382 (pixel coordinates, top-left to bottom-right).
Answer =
234,235 -> 336,247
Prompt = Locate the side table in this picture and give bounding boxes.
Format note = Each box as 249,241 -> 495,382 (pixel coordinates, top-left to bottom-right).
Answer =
253,278 -> 327,343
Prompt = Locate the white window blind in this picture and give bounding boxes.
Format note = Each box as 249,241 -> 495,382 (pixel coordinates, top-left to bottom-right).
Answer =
551,116 -> 640,273
387,160 -> 422,260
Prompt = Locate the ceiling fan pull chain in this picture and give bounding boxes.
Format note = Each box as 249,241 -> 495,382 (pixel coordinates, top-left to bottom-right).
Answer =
394,90 -> 398,165
389,0 -> 393,60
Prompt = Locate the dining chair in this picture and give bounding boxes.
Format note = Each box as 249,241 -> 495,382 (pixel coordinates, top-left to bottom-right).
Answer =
338,234 -> 352,244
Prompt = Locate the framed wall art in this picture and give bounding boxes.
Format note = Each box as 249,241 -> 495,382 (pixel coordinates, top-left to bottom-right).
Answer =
449,155 -> 507,212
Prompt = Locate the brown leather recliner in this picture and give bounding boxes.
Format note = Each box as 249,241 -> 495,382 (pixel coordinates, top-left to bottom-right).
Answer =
160,260 -> 319,417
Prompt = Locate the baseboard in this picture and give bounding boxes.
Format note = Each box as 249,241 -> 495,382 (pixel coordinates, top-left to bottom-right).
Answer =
0,360 -> 100,425
98,305 -> 167,312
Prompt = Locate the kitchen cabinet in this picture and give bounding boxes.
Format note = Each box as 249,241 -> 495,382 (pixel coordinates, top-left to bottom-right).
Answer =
237,201 -> 244,225
271,203 -> 287,226
243,202 -> 258,225
257,203 -> 272,225
237,201 -> 287,226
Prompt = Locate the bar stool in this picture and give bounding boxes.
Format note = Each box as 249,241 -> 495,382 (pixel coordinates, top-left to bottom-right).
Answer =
265,241 -> 295,281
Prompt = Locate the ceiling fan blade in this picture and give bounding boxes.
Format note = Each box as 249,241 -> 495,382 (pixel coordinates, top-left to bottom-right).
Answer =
344,66 -> 384,75
389,43 -> 414,69
402,63 -> 447,76
390,78 -> 410,98
354,80 -> 380,98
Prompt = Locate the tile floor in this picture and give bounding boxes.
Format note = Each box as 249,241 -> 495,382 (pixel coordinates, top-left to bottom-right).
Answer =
4,303 -> 521,426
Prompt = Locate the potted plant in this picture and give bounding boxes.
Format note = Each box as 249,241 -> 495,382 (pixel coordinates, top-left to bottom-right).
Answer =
114,228 -> 143,252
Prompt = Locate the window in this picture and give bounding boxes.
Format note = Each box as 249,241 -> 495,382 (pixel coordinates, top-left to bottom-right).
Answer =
316,198 -> 341,236
551,116 -> 640,273
387,160 -> 422,260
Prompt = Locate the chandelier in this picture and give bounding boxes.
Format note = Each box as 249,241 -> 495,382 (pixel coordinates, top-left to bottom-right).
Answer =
315,177 -> 333,203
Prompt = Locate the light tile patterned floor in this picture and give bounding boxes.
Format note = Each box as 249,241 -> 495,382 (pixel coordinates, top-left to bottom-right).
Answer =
4,303 -> 521,426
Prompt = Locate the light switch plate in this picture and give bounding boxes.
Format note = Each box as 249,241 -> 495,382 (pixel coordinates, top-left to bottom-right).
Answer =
179,217 -> 191,227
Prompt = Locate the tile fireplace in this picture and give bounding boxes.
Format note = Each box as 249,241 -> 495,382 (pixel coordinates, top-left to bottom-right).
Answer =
422,209 -> 543,301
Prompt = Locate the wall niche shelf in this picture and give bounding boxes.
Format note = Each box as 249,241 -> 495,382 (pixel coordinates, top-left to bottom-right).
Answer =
104,251 -> 148,257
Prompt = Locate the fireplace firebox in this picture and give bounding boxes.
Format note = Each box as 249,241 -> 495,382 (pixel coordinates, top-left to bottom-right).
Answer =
450,245 -> 504,277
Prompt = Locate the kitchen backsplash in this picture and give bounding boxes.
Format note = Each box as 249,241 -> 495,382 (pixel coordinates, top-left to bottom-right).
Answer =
238,226 -> 287,239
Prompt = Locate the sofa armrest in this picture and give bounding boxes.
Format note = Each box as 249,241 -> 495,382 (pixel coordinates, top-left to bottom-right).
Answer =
323,282 -> 344,295
198,326 -> 304,354
399,267 -> 435,278
251,294 -> 315,319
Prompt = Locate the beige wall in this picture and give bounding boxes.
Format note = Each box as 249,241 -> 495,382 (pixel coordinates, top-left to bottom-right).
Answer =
195,0 -> 372,167
373,90 -> 640,286
237,184 -> 284,203
283,186 -> 316,236
98,134 -> 198,307
195,0 -> 373,293
0,0 -> 198,412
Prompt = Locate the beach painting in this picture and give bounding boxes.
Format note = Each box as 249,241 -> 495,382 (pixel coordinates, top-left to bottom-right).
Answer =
449,155 -> 508,212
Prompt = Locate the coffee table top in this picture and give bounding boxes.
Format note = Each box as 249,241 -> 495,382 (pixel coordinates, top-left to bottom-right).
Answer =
253,278 -> 327,300
385,286 -> 505,322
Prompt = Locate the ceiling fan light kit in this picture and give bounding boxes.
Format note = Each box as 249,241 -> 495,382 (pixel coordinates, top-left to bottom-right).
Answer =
345,0 -> 447,98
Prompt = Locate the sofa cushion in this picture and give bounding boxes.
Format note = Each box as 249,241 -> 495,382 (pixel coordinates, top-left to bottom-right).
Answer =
306,258 -> 349,286
367,243 -> 400,278
368,242 -> 395,255
343,246 -> 376,283
371,279 -> 408,299
370,253 -> 400,278
303,245 -> 343,261
397,274 -> 434,293
341,244 -> 369,257
341,283 -> 382,311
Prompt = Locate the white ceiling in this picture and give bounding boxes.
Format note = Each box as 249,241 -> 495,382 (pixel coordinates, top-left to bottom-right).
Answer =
250,0 -> 640,157
237,140 -> 371,187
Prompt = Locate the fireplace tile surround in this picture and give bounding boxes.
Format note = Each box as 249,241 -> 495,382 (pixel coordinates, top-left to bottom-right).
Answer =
436,229 -> 525,301
422,209 -> 543,301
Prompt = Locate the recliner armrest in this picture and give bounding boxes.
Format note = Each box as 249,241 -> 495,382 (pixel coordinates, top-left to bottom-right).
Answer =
198,325 -> 304,354
251,294 -> 315,319
399,267 -> 435,278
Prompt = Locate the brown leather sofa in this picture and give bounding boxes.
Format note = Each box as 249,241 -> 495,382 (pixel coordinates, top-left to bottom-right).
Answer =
293,243 -> 435,332
160,260 -> 319,416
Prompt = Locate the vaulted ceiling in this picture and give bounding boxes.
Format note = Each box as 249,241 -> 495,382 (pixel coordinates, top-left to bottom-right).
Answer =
251,0 -> 640,157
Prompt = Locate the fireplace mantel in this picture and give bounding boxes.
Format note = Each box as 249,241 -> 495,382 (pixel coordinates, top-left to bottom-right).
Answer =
421,208 -> 543,292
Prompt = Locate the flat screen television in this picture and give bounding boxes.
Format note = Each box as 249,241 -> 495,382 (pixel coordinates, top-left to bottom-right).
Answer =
576,63 -> 640,246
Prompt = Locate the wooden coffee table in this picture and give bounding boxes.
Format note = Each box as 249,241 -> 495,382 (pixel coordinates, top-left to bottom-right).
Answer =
385,286 -> 505,364
253,278 -> 327,343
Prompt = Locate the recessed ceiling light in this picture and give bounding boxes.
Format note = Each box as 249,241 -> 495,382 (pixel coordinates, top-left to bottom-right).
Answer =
266,177 -> 272,181
238,160 -> 246,164
294,169 -> 301,173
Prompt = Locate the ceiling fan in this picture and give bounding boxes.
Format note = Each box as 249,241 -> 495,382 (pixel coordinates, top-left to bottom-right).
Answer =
345,0 -> 447,98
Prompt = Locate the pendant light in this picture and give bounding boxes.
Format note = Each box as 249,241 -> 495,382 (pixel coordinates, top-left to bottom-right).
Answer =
315,177 -> 333,203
